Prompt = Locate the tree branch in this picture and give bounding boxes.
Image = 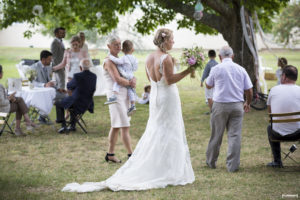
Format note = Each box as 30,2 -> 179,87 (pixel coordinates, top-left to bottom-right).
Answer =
157,0 -> 227,33
202,0 -> 233,17
195,12 -> 226,33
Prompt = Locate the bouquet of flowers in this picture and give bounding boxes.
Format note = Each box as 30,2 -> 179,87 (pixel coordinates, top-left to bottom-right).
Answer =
26,69 -> 37,82
180,46 -> 206,78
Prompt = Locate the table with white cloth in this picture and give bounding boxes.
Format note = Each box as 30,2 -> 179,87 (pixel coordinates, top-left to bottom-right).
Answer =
15,87 -> 56,115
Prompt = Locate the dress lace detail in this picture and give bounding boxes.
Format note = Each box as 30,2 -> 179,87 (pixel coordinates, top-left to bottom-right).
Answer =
62,54 -> 195,193
68,52 -> 81,78
159,54 -> 168,75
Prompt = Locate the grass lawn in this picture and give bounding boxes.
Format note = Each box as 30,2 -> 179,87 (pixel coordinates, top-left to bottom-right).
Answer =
0,47 -> 299,200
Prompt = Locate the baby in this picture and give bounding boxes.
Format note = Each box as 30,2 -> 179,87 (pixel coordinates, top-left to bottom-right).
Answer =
105,40 -> 138,116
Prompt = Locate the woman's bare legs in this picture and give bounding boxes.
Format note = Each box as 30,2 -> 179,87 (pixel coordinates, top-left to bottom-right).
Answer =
107,127 -> 121,162
121,127 -> 133,154
107,127 -> 133,162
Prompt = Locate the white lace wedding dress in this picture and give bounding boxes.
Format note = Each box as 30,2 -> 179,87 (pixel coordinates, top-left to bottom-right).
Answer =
62,54 -> 195,192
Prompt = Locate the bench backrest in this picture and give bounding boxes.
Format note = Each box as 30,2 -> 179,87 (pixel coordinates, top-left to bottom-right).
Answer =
269,112 -> 300,129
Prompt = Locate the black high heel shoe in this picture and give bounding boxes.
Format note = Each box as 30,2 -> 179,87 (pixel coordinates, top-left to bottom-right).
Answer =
128,153 -> 132,158
105,153 -> 122,163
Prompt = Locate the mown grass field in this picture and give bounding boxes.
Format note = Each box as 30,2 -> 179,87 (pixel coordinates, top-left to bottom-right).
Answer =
0,46 -> 299,200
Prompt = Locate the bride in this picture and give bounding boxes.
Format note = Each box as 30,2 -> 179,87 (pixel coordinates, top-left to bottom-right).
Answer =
62,28 -> 195,192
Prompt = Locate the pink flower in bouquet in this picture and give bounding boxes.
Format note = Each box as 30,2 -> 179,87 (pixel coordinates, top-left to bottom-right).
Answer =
199,53 -> 205,61
187,56 -> 196,65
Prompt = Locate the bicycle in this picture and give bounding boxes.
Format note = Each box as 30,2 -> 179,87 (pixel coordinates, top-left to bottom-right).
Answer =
250,91 -> 268,110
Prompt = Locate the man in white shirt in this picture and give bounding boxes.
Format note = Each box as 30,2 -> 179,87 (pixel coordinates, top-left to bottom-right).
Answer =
205,46 -> 253,172
267,65 -> 300,168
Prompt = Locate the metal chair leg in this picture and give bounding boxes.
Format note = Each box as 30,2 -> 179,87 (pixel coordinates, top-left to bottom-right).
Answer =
77,120 -> 87,134
282,144 -> 298,164
79,114 -> 87,128
68,110 -> 88,134
0,113 -> 14,136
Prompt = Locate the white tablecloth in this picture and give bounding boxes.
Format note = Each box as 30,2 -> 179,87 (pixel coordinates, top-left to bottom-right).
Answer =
89,66 -> 106,96
15,87 -> 56,115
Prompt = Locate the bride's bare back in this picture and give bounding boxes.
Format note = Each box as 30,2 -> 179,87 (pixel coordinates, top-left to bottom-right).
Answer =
146,51 -> 191,85
146,51 -> 173,83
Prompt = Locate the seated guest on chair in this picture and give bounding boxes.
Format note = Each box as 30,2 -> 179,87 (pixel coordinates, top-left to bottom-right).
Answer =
31,50 -> 55,88
30,50 -> 66,124
266,65 -> 300,168
0,65 -> 36,136
56,59 -> 97,133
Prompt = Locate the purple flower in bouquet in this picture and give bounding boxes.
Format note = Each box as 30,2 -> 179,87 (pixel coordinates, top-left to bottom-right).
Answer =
180,46 -> 206,78
187,56 -> 196,66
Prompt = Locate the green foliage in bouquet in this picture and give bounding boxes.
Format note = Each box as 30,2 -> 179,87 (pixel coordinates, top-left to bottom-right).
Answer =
180,46 -> 206,78
26,69 -> 37,82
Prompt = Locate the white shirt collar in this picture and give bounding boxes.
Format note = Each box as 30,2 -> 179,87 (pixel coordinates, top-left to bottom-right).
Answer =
222,58 -> 232,62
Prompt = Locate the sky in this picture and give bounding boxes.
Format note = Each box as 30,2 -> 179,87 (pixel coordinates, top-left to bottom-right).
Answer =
0,7 -> 229,49
0,6 -> 292,50
0,22 -> 230,50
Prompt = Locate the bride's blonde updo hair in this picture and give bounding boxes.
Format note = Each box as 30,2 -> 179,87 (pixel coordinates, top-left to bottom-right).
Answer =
153,28 -> 173,52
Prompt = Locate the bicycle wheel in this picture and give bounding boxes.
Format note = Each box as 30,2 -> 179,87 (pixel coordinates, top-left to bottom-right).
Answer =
250,98 -> 267,110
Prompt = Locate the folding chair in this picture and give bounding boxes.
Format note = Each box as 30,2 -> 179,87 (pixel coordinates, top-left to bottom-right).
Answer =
67,109 -> 88,134
15,59 -> 38,81
269,111 -> 300,164
0,112 -> 14,136
21,59 -> 39,66
92,59 -> 100,66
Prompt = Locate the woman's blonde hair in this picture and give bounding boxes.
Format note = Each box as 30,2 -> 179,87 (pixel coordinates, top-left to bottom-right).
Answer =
70,35 -> 81,44
153,28 -> 173,52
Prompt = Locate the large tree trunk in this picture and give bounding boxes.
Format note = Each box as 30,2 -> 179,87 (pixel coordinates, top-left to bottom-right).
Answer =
222,23 -> 257,85
160,0 -> 258,89
220,7 -> 257,89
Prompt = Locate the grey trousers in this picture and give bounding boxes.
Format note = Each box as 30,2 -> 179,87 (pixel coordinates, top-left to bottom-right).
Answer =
206,102 -> 244,172
54,69 -> 65,90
